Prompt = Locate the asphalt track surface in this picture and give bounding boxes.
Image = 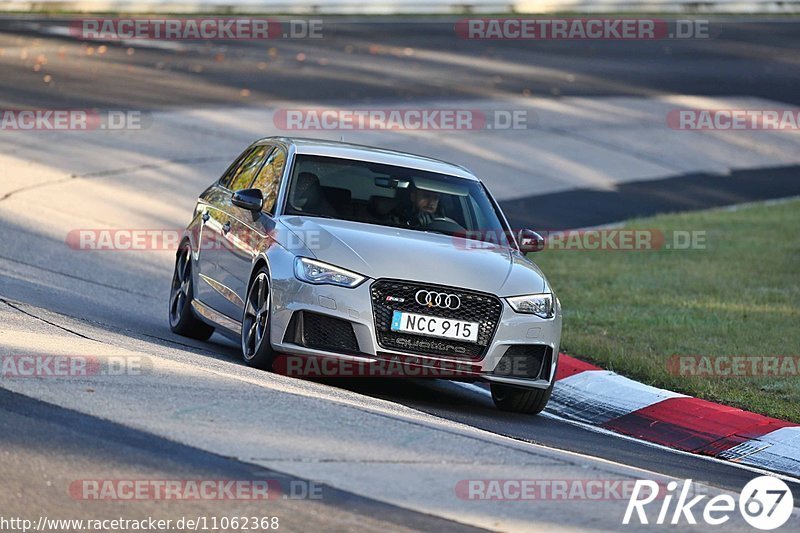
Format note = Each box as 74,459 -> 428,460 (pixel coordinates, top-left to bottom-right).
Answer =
2,15 -> 800,530
0,387 -> 485,532
2,18 -> 800,108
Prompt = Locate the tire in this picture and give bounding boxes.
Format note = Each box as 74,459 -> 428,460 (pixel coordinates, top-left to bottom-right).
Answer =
241,268 -> 278,370
169,245 -> 215,340
490,382 -> 553,415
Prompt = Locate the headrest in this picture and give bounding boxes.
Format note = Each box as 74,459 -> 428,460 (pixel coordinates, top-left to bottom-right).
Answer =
369,195 -> 396,216
293,172 -> 321,208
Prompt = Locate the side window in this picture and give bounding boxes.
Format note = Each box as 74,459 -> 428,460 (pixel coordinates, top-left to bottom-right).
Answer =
228,145 -> 271,192
251,148 -> 287,214
219,148 -> 253,188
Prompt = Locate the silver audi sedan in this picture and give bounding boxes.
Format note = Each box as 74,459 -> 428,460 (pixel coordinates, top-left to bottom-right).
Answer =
169,137 -> 562,414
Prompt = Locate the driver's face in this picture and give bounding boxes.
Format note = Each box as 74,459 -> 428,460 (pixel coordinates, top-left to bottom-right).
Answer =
411,189 -> 440,214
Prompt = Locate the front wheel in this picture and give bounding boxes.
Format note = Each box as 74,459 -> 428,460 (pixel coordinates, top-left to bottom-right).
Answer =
241,268 -> 277,370
490,382 -> 553,415
168,245 -> 215,340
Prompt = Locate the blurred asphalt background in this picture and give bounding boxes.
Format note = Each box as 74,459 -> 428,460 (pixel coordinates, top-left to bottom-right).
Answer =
2,17 -> 800,229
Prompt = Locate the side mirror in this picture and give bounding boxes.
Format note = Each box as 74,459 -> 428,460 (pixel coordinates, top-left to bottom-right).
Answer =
518,229 -> 545,253
232,188 -> 264,212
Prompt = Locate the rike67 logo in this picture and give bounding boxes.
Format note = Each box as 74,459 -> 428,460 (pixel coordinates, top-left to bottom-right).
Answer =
624,477 -> 794,530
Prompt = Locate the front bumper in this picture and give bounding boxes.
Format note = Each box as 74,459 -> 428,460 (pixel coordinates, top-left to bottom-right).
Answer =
268,272 -> 562,389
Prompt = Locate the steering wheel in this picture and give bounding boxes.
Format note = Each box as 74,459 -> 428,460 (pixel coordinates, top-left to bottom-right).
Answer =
426,216 -> 466,234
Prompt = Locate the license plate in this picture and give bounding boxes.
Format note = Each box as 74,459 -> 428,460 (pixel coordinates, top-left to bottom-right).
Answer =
390,311 -> 479,343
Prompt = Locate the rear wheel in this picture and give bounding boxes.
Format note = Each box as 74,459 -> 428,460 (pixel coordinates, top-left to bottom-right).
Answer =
241,268 -> 277,370
169,245 -> 215,340
490,382 -> 553,415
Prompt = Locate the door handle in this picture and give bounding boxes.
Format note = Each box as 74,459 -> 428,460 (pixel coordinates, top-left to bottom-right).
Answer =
201,211 -> 210,223
222,222 -> 232,234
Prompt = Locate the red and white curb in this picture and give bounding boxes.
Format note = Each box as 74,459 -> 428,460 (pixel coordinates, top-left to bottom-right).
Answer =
548,355 -> 800,478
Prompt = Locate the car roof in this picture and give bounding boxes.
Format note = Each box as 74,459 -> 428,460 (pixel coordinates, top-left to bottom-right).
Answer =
257,137 -> 479,181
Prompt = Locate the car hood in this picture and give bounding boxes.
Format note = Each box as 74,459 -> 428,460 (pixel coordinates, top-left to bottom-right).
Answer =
279,216 -> 547,296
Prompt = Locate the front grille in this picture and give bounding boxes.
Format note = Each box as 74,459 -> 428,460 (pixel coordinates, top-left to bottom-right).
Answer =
493,345 -> 552,379
285,311 -> 360,354
370,279 -> 503,359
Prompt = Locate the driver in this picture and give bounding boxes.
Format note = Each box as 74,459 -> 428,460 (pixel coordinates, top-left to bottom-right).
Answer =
393,185 -> 441,227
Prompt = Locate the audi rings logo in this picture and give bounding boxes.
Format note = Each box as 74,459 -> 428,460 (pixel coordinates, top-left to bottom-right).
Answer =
415,290 -> 461,310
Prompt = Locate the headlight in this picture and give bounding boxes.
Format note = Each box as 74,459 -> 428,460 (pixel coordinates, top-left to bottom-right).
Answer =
507,293 -> 555,318
294,257 -> 366,288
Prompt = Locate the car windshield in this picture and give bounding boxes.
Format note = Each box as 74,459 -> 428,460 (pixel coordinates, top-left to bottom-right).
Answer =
283,154 -> 512,247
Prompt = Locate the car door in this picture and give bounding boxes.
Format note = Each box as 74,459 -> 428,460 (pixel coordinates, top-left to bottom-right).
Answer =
194,147 -> 251,310
196,145 -> 271,317
216,145 -> 288,320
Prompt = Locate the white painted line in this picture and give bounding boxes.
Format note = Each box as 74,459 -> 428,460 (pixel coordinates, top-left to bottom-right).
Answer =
539,410 -> 800,486
551,370 -> 686,425
455,382 -> 800,486
722,194 -> 800,212
720,427 -> 800,476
